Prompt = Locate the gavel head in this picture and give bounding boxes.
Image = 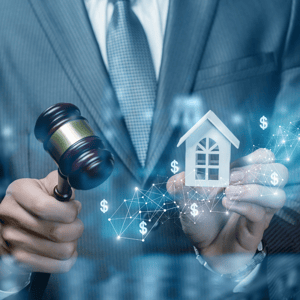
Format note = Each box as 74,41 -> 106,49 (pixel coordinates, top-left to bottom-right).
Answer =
34,103 -> 114,190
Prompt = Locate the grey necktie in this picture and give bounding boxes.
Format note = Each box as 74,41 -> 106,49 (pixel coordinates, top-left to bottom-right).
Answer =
107,0 -> 157,167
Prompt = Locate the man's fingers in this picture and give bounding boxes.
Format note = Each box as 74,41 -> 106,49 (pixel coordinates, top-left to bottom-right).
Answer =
0,201 -> 84,242
230,163 -> 288,187
6,177 -> 81,224
222,197 -> 266,224
2,226 -> 77,260
225,184 -> 286,210
230,148 -> 275,169
12,249 -> 78,273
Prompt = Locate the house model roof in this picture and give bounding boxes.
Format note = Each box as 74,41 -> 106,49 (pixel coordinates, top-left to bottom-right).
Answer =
177,110 -> 240,148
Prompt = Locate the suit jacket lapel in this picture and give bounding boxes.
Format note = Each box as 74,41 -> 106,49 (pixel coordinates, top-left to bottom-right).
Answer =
28,0 -> 141,181
144,0 -> 220,185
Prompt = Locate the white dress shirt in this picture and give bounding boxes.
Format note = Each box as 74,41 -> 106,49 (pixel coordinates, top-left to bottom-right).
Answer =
0,0 -> 263,298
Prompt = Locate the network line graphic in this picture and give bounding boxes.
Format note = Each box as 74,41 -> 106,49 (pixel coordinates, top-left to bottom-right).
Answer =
107,181 -> 176,242
266,122 -> 300,163
104,118 -> 300,242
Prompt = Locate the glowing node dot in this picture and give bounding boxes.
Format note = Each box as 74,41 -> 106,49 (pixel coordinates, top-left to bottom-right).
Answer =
226,211 -> 229,215
142,239 -> 145,242
174,201 -> 176,204
287,158 -> 290,161
135,187 -> 138,190
164,209 -> 166,212
139,211 -> 141,213
130,216 -> 132,219
194,222 -> 196,224
149,219 -> 151,222
177,206 -> 179,208
152,184 -> 155,186
108,218 -> 111,221
145,202 -> 148,204
124,199 -> 126,202
117,236 -> 120,240
163,195 -> 165,197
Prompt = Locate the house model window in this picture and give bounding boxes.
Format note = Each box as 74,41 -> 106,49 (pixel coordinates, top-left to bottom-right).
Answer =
177,110 -> 240,187
195,138 -> 220,181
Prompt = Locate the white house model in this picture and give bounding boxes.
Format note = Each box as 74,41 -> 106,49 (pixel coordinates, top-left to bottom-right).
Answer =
177,110 -> 240,187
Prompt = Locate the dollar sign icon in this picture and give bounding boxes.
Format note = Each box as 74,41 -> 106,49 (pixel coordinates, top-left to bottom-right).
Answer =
139,221 -> 147,235
260,116 -> 268,130
190,203 -> 198,217
100,199 -> 108,213
171,160 -> 179,174
271,172 -> 279,186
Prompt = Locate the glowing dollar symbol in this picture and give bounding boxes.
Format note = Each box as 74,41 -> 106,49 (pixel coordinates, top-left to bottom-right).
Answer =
171,160 -> 179,174
190,203 -> 198,217
100,199 -> 108,213
260,116 -> 268,130
271,172 -> 279,186
139,221 -> 147,235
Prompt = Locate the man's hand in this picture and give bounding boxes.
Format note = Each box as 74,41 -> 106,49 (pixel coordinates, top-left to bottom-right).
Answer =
167,149 -> 288,274
0,171 -> 83,274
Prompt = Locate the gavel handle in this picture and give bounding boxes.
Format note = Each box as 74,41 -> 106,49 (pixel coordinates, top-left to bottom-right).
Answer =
28,170 -> 72,300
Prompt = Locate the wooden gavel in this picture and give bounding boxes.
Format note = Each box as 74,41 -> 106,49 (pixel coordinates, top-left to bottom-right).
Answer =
28,103 -> 114,300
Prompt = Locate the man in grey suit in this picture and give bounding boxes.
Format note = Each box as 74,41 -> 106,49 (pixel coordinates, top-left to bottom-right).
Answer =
0,0 -> 300,299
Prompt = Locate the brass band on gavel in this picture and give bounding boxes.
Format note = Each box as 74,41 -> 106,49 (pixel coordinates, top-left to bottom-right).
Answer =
47,119 -> 95,162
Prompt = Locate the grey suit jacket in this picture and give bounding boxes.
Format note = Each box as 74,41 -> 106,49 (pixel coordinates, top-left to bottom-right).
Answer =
1,0 -> 300,299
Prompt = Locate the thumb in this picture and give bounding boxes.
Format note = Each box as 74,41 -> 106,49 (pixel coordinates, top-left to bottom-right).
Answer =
167,172 -> 189,200
40,170 -> 76,201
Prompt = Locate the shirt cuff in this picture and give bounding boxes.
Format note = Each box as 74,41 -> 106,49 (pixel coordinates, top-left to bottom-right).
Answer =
193,241 -> 266,287
0,255 -> 31,299
233,262 -> 261,293
0,282 -> 30,300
